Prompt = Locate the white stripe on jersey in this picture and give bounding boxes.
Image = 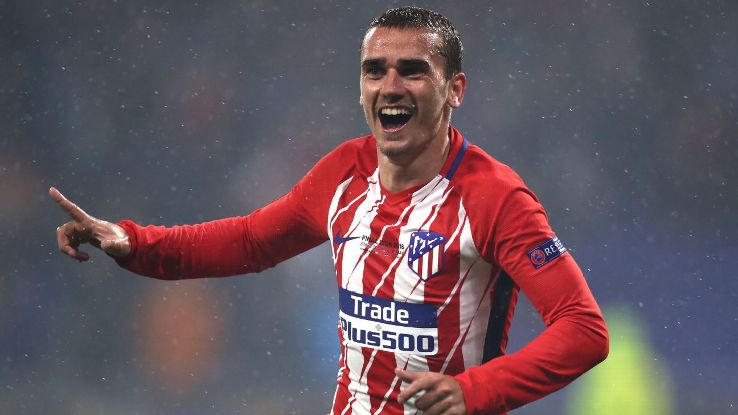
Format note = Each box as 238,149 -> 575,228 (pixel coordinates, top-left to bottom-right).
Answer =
328,177 -> 355,237
436,211 -> 468,315
340,169 -> 384,292
457,201 -> 495,370
348,348 -> 380,414
328,176 -> 364,263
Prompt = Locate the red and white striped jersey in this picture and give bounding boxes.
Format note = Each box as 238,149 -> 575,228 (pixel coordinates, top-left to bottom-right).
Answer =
118,127 -> 608,414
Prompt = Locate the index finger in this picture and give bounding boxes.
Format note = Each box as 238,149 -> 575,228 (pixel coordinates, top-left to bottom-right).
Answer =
395,368 -> 423,383
49,187 -> 90,222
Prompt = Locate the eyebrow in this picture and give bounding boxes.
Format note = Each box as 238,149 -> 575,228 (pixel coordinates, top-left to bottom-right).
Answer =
361,58 -> 385,71
399,59 -> 431,72
361,58 -> 431,71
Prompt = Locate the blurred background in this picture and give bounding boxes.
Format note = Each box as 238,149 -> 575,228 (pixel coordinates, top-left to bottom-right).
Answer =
1,0 -> 736,413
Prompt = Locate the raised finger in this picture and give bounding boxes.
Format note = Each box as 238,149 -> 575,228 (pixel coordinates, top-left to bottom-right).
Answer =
49,187 -> 90,223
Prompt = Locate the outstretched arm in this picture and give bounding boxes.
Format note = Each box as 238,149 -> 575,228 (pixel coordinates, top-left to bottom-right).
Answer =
50,185 -> 328,279
50,187 -> 131,261
50,142 -> 355,279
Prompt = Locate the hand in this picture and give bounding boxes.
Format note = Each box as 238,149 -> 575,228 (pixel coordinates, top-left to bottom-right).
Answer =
396,368 -> 467,415
50,187 -> 131,261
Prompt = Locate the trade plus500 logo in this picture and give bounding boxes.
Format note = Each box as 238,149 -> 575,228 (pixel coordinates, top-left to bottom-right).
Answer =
338,288 -> 438,355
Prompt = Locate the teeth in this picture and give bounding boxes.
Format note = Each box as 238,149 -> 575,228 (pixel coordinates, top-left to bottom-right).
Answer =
380,107 -> 412,116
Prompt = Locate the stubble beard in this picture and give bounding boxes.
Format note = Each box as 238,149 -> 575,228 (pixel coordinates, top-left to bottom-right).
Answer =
376,132 -> 434,167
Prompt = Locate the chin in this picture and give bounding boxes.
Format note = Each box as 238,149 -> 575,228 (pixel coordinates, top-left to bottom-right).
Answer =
377,140 -> 413,159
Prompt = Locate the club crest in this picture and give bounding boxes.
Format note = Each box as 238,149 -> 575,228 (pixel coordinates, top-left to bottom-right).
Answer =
407,231 -> 446,281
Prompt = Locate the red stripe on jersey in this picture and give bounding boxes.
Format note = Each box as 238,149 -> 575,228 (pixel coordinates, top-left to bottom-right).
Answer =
423,192 -> 465,374
359,197 -> 416,413
332,336 -> 352,415
442,267 -> 499,374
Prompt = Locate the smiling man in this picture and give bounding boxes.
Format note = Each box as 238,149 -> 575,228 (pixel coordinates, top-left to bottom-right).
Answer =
51,7 -> 608,415
360,23 -> 465,192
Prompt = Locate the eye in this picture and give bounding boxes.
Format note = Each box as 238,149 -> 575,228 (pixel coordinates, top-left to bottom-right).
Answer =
364,65 -> 385,79
400,69 -> 423,79
398,62 -> 429,78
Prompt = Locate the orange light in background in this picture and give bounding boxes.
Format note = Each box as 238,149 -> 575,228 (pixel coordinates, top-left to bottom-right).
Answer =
135,281 -> 226,392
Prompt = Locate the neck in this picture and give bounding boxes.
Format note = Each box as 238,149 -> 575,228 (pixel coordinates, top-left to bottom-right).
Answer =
378,128 -> 451,193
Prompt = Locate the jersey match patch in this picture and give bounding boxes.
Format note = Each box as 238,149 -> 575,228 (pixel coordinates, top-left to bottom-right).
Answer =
527,236 -> 567,269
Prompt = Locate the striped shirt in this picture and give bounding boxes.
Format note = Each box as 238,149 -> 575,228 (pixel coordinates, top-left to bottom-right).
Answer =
118,127 -> 608,414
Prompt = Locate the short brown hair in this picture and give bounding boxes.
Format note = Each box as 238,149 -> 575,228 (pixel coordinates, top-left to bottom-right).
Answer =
367,6 -> 463,79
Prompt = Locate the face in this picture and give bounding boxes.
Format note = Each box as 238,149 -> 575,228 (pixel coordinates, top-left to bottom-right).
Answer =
360,27 -> 465,162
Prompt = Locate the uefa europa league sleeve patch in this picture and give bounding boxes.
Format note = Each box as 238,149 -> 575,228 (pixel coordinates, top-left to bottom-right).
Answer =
527,235 -> 567,269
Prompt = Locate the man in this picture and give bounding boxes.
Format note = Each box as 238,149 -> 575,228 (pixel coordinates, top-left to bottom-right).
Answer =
51,7 -> 608,415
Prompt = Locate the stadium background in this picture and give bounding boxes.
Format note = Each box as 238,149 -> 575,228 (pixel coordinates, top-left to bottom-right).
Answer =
1,1 -> 736,413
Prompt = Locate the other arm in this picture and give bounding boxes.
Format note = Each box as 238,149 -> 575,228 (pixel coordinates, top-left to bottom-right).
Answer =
455,188 -> 609,414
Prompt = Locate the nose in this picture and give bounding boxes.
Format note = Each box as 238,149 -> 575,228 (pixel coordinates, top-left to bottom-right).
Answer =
380,69 -> 404,100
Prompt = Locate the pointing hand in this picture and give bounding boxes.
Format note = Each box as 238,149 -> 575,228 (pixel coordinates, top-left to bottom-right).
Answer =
50,187 -> 131,261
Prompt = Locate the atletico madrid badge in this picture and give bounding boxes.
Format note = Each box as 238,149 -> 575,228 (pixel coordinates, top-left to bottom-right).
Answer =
408,231 -> 446,281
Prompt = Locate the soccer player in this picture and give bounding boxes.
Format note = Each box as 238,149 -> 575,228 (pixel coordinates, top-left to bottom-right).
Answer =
51,7 -> 608,414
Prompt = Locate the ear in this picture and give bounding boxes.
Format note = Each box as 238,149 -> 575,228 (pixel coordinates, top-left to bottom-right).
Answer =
446,72 -> 467,108
359,95 -> 364,106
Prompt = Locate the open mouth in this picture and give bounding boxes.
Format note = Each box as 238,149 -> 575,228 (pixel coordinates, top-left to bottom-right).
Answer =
378,107 -> 414,131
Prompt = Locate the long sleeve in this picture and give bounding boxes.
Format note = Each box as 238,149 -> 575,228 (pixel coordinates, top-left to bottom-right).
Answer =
112,139 -> 362,280
455,185 -> 609,414
115,190 -> 327,279
455,257 -> 608,413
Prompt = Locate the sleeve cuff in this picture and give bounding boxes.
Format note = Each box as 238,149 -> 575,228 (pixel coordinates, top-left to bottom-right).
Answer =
454,365 -> 507,414
454,370 -> 478,414
112,219 -> 138,266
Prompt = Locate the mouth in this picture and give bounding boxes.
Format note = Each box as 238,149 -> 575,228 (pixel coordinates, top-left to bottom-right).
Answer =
378,106 -> 414,133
